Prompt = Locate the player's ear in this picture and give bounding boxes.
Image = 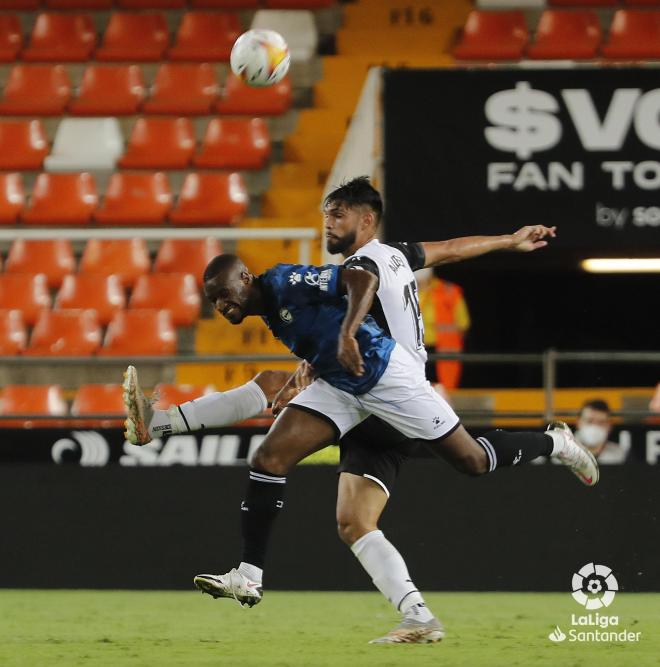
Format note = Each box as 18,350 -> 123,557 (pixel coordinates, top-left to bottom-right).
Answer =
241,269 -> 251,285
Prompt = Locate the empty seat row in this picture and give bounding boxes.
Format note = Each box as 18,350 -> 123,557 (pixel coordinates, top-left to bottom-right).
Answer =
0,172 -> 248,226
1,1 -> 332,9
454,9 -> 660,59
0,65 -> 292,115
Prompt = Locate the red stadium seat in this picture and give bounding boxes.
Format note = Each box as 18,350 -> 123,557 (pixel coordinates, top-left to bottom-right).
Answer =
0,273 -> 51,326
194,118 -> 271,170
527,10 -> 602,60
190,0 -> 259,6
21,173 -> 98,226
79,238 -> 150,288
169,172 -> 248,226
94,172 -> 173,226
0,385 -> 68,428
23,13 -> 96,62
2,1 -> 40,8
550,0 -> 616,5
154,238 -> 222,287
55,274 -> 125,325
26,309 -> 102,356
71,384 -> 126,427
0,15 -> 22,63
216,73 -> 292,115
602,10 -> 660,58
0,120 -> 49,170
453,11 -> 529,60
266,0 -> 334,6
169,12 -> 241,61
624,0 -> 660,5
46,1 -> 114,7
100,309 -> 176,356
117,0 -> 185,6
151,383 -> 212,410
129,273 -> 201,325
0,310 -> 27,355
0,65 -> 72,115
0,173 -> 25,225
5,240 -> 76,289
143,64 -> 220,115
69,65 -> 146,115
119,118 -> 195,169
96,13 -> 169,62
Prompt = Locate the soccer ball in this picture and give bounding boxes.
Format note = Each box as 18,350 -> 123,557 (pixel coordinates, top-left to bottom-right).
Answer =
230,29 -> 290,88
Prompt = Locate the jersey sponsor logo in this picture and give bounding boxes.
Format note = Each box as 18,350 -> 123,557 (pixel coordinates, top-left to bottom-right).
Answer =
319,268 -> 333,291
304,270 -> 319,286
288,272 -> 302,286
279,307 -> 293,323
388,254 -> 405,273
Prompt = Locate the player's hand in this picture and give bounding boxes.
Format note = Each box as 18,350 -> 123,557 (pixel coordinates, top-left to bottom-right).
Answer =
510,225 -> 557,252
338,333 -> 365,377
272,361 -> 314,415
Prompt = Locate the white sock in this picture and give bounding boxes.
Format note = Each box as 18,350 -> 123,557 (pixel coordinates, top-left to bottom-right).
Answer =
351,530 -> 433,621
546,430 -> 567,456
238,561 -> 263,584
148,380 -> 268,438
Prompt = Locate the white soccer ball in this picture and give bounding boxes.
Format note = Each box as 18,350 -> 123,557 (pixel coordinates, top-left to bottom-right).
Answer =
230,29 -> 290,88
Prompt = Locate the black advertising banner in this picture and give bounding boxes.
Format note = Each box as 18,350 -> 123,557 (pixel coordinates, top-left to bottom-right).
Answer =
384,68 -> 660,250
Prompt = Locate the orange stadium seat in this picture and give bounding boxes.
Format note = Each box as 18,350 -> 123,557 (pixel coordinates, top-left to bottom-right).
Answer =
96,13 -> 169,62
55,274 -> 125,325
100,309 -> 176,356
94,172 -> 173,226
151,383 -> 212,410
0,273 -> 51,325
0,310 -> 27,355
143,64 -> 220,115
527,10 -> 602,59
119,118 -> 195,169
602,10 -> 660,58
0,173 -> 25,225
154,238 -> 222,287
0,385 -> 68,428
169,172 -> 248,226
45,1 -> 114,8
68,65 -> 146,115
216,73 -> 292,115
0,120 -> 49,170
21,172 -> 98,226
129,273 -> 201,326
5,240 -> 76,289
169,12 -> 240,61
80,238 -> 150,288
0,15 -> 22,63
453,11 -> 529,60
117,0 -> 186,6
26,309 -> 102,356
71,384 -> 126,427
23,13 -> 96,62
0,65 -> 72,115
194,118 -> 271,170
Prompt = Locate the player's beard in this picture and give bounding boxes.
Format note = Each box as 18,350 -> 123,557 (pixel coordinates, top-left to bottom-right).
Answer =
326,230 -> 357,255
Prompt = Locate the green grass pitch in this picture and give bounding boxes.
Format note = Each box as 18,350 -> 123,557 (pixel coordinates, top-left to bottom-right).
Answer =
1,590 -> 658,666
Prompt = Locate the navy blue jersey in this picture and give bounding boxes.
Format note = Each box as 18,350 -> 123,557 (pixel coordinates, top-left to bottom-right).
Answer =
259,263 -> 395,395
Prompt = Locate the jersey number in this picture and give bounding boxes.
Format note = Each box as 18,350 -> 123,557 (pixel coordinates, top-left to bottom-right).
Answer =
403,280 -> 424,350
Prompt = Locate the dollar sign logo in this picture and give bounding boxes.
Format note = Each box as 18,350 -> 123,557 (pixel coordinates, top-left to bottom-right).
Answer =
484,81 -> 562,160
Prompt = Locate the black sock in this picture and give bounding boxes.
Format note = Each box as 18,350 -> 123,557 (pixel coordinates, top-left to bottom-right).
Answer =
476,430 -> 553,471
240,468 -> 286,569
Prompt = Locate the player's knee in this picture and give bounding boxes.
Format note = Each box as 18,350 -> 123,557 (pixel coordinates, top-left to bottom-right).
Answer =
253,370 -> 289,402
452,450 -> 488,476
336,514 -> 373,547
249,446 -> 291,476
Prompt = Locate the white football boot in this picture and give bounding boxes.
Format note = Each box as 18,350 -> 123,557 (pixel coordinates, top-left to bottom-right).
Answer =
369,616 -> 445,644
194,569 -> 263,608
122,365 -> 154,446
546,421 -> 599,486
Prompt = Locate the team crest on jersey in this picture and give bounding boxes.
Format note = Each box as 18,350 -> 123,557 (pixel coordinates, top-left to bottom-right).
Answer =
288,273 -> 302,286
304,271 -> 319,286
279,308 -> 293,324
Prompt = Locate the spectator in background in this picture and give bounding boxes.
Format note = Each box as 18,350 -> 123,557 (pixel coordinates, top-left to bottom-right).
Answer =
416,268 -> 470,389
576,399 -> 629,464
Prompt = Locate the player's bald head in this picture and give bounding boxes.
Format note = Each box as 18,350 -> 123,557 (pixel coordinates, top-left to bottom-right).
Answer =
203,254 -> 246,285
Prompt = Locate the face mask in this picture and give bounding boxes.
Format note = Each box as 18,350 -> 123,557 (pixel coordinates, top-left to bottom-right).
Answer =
577,424 -> 608,448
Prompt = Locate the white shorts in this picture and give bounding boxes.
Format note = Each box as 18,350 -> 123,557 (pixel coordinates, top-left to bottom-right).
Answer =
288,344 -> 460,441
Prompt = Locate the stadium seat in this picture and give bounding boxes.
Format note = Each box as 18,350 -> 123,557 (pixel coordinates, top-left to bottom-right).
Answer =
151,383 -> 213,410
0,120 -> 48,170
119,118 -> 195,169
0,310 -> 27,355
2,1 -> 40,8
68,65 -> 146,115
251,10 -> 317,62
216,73 -> 292,115
0,385 -> 68,428
154,238 -> 221,287
5,240 -> 76,289
100,309 -> 176,356
44,118 -> 123,171
21,173 -> 98,226
96,13 -> 169,62
0,274 -> 51,326
169,172 -> 248,226
0,15 -> 22,63
527,10 -> 601,59
79,238 -> 150,288
143,64 -> 220,115
0,65 -> 72,115
94,172 -> 173,226
623,0 -> 660,5
549,0 -> 616,5
117,0 -> 185,6
22,13 -> 96,62
194,118 -> 271,170
129,273 -> 201,325
190,0 -> 259,7
26,309 -> 102,356
71,384 -> 126,428
602,10 -> 660,58
169,12 -> 240,61
45,1 -> 114,8
453,11 -> 529,60
266,0 -> 334,6
0,173 -> 25,225
55,274 -> 125,325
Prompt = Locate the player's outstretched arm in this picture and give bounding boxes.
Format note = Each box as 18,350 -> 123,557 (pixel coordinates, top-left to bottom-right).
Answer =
420,225 -> 557,267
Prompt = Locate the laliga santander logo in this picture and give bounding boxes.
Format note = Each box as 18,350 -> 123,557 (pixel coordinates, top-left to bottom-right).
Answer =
571,563 -> 618,610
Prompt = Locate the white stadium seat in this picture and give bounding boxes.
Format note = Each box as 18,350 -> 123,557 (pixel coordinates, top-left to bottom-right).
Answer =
251,10 -> 318,63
